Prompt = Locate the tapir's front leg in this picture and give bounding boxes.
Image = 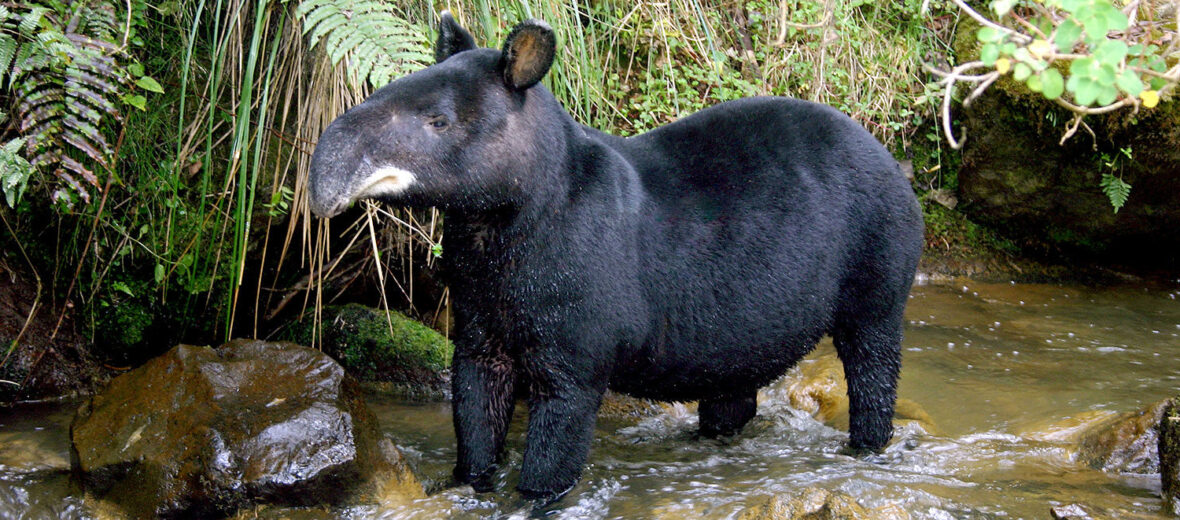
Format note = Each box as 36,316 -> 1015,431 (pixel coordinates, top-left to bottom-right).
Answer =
452,335 -> 516,491
516,347 -> 610,503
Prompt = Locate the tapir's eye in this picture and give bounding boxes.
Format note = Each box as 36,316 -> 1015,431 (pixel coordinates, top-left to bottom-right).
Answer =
426,115 -> 449,130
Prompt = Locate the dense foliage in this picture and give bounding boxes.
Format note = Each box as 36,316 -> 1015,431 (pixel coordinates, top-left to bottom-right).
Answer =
1,0 -> 1168,368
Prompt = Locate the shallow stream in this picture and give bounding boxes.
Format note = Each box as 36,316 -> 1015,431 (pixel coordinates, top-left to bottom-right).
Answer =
2,279 -> 1179,519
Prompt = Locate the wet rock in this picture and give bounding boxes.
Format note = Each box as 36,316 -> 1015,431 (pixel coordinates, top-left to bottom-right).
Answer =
597,391 -> 665,419
70,340 -> 422,518
782,350 -> 937,435
1160,398 -> 1180,514
1076,399 -> 1168,473
738,487 -> 906,520
1050,503 -> 1094,520
283,304 -> 452,398
1024,410 -> 1120,443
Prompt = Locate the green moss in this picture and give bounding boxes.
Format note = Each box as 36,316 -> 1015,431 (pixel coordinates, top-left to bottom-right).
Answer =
284,304 -> 452,389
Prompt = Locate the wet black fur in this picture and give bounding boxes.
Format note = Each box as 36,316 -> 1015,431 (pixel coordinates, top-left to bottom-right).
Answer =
308,14 -> 923,504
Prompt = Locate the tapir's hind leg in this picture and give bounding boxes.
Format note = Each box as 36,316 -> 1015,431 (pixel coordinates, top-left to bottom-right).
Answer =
832,268 -> 909,451
699,392 -> 757,438
832,320 -> 902,451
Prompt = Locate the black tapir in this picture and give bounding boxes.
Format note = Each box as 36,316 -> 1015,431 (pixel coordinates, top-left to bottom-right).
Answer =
308,13 -> 923,504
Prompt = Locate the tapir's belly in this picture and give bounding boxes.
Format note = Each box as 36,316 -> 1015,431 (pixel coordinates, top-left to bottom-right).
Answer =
606,327 -> 823,402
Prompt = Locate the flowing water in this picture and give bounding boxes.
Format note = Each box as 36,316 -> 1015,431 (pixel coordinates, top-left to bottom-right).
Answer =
2,279 -> 1178,519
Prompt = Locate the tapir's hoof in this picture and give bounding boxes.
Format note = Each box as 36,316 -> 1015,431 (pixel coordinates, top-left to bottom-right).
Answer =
454,465 -> 497,493
518,483 -> 574,508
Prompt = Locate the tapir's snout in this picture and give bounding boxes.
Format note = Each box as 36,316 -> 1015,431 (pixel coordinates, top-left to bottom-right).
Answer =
309,121 -> 362,218
309,117 -> 426,218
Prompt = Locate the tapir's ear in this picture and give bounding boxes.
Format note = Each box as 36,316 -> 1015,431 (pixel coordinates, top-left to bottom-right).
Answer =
499,19 -> 556,91
435,11 -> 476,63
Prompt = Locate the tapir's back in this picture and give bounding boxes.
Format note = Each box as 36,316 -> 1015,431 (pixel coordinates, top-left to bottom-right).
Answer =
603,96 -> 922,400
624,97 -> 897,204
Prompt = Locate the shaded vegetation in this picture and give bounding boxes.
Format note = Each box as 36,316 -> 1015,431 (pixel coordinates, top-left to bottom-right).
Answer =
8,0 -> 1149,389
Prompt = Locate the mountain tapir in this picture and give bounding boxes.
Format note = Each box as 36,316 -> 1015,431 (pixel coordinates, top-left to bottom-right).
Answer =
308,13 -> 923,504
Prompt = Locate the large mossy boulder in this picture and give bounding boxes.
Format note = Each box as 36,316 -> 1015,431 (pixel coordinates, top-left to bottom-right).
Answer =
952,22 -> 1180,268
285,304 -> 453,397
70,340 -> 422,519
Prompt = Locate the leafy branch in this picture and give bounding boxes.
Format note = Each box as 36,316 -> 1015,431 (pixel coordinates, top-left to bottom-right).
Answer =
926,0 -> 1179,149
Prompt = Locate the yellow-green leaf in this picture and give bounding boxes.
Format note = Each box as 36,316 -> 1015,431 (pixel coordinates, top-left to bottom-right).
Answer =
1140,90 -> 1159,108
996,58 -> 1011,75
136,76 -> 164,93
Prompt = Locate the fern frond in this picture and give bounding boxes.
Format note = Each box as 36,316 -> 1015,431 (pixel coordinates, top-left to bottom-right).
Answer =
0,34 -> 16,86
1,137 -> 34,208
296,0 -> 430,89
1099,173 -> 1131,213
6,2 -> 130,205
18,7 -> 48,35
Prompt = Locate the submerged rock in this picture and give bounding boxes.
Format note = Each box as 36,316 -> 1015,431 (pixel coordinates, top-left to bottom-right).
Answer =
1050,503 -> 1094,520
783,350 -> 937,435
1160,398 -> 1180,514
1076,399 -> 1168,473
738,487 -> 908,520
284,304 -> 452,398
70,340 -> 422,518
597,391 -> 666,419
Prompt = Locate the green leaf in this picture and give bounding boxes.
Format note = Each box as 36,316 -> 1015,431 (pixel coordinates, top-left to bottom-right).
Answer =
123,94 -> 147,110
128,62 -> 145,77
1074,78 -> 1099,105
136,76 -> 164,93
1013,62 -> 1032,81
981,43 -> 1000,65
1096,84 -> 1119,105
1080,13 -> 1110,40
1055,19 -> 1082,52
1093,63 -> 1116,84
154,263 -> 165,283
111,281 -> 135,297
1100,173 -> 1131,213
1101,4 -> 1128,32
991,0 -> 1015,16
1115,70 -> 1143,96
1093,39 -> 1128,66
977,26 -> 1002,43
1069,56 -> 1094,77
1041,69 -> 1064,99
1026,73 -> 1044,93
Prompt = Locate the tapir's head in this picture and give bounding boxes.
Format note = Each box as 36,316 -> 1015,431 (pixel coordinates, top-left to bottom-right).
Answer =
308,13 -> 559,217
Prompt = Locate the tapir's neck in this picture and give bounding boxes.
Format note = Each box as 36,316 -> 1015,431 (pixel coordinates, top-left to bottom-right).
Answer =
442,109 -> 639,267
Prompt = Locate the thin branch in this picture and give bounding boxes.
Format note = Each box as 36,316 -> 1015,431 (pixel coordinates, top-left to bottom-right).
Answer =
1052,96 -> 1135,115
948,0 -> 1032,44
941,74 -> 965,149
964,70 -> 1001,107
